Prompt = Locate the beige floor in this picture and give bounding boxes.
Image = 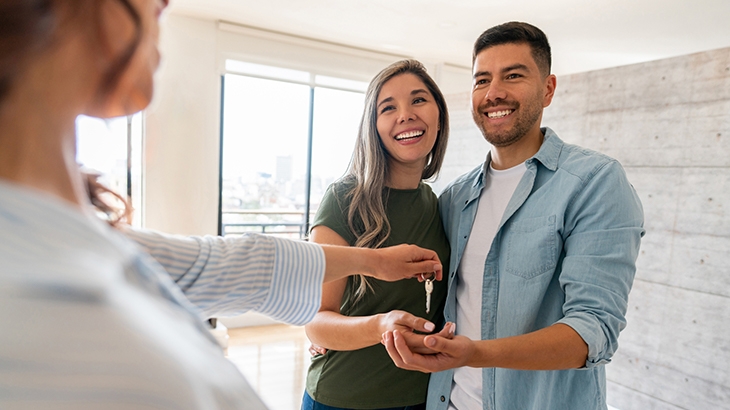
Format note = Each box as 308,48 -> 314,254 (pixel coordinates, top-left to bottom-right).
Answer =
226,324 -> 310,410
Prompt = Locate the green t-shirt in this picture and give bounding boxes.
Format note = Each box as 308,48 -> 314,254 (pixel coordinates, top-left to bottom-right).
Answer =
306,179 -> 450,408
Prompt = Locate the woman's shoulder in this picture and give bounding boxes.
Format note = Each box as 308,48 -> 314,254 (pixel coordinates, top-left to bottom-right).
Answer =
416,182 -> 438,202
327,176 -> 357,197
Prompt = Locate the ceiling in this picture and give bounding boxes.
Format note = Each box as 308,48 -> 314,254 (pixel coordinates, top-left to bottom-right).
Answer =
167,0 -> 730,76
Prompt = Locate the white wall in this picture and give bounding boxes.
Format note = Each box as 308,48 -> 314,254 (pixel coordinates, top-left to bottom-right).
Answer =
542,47 -> 730,410
144,13 -> 472,236
144,16 -> 220,235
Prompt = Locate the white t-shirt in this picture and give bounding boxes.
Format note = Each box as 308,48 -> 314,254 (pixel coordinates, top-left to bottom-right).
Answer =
449,162 -> 527,410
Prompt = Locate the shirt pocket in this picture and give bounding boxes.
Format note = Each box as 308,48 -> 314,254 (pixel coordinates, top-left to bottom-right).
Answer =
504,215 -> 558,279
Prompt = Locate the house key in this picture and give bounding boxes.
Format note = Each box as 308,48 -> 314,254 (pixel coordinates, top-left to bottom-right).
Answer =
424,274 -> 434,314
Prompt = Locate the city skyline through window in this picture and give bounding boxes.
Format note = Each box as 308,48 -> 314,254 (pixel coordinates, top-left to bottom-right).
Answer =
220,62 -> 366,239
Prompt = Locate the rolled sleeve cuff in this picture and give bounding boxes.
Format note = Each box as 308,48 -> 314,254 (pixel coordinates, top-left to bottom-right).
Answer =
256,238 -> 325,326
558,317 -> 612,369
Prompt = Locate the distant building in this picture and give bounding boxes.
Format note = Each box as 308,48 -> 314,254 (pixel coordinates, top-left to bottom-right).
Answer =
276,156 -> 293,183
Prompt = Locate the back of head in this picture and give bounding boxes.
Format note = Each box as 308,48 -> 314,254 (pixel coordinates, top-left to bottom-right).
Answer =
0,0 -> 56,101
0,0 -> 143,112
472,21 -> 552,77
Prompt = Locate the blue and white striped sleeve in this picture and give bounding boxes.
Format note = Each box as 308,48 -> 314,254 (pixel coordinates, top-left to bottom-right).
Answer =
124,228 -> 325,325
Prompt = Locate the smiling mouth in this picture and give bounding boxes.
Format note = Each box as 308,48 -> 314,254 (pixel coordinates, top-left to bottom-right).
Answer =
395,130 -> 425,141
487,109 -> 514,119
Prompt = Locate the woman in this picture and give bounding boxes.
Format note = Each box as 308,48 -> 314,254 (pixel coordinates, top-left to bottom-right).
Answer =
0,1 -> 443,408
303,60 -> 452,410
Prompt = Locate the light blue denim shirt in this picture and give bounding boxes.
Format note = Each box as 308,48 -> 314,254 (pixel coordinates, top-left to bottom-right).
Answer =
428,128 -> 645,410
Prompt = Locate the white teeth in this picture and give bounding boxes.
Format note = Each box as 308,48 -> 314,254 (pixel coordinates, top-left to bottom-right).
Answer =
395,130 -> 425,140
487,109 -> 513,118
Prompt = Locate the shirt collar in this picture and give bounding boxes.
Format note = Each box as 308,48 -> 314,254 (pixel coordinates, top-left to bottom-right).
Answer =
474,126 -> 563,188
530,127 -> 562,172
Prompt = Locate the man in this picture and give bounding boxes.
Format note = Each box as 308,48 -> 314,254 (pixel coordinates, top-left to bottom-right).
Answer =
382,21 -> 645,410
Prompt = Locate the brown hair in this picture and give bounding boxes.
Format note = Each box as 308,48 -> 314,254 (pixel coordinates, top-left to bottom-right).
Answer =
344,59 -> 449,301
84,170 -> 133,226
0,0 -> 143,224
0,0 -> 55,101
0,0 -> 143,104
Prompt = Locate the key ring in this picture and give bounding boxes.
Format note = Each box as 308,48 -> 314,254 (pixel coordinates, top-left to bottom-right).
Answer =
420,272 -> 435,281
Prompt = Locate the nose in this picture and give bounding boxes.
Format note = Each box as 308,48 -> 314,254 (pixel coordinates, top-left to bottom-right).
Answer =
397,106 -> 415,123
484,79 -> 507,103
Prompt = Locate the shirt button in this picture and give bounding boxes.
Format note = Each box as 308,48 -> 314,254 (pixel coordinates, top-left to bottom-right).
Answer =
440,396 -> 446,402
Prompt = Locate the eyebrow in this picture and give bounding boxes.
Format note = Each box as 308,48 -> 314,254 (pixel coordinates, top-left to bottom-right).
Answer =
473,63 -> 530,79
377,89 -> 429,109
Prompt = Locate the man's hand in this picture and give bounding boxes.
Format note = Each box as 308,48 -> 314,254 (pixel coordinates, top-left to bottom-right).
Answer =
394,320 -> 456,355
382,323 -> 475,373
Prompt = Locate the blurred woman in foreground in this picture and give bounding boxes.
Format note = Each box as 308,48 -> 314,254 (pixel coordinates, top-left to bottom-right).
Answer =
0,1 -> 442,408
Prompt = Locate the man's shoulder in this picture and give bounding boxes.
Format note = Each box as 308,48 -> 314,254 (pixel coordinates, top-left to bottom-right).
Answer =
553,138 -> 620,181
441,164 -> 483,194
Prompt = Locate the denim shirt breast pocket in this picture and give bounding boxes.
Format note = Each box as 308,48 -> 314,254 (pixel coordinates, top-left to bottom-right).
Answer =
503,215 -> 558,279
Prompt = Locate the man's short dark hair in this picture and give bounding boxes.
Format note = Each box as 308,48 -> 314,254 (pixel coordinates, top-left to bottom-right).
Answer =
472,22 -> 552,77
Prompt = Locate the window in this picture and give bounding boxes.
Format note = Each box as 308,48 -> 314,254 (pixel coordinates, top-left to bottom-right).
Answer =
220,61 -> 366,239
75,113 -> 144,227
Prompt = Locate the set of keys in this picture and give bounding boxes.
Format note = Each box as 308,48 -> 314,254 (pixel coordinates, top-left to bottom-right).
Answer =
422,272 -> 434,314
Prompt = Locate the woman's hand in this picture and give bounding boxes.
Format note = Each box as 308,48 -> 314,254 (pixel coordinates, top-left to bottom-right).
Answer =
395,321 -> 456,355
382,323 -> 474,373
372,244 -> 443,282
377,311 -> 454,354
321,243 -> 443,283
377,310 -> 434,334
308,343 -> 328,357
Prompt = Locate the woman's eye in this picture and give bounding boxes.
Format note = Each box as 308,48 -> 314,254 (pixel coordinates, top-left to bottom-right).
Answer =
380,105 -> 395,114
413,97 -> 426,104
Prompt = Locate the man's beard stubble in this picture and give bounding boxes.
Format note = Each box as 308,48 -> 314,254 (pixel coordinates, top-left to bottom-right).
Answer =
471,98 -> 543,148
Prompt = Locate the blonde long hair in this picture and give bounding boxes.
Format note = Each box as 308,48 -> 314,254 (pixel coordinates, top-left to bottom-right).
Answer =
344,59 -> 449,302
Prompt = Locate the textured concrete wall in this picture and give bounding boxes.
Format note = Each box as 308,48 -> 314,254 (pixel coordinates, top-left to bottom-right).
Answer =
439,47 -> 730,410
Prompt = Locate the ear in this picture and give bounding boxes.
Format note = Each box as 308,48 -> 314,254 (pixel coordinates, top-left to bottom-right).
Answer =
542,74 -> 557,108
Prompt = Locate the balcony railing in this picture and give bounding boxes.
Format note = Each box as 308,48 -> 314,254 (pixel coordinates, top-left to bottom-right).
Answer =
221,209 -> 315,239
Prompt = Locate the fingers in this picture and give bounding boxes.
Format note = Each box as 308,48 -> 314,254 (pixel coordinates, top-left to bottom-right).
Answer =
435,322 -> 456,339
398,311 -> 435,333
398,331 -> 438,355
420,333 -> 470,368
308,344 -> 327,356
411,260 -> 443,281
382,330 -> 428,373
371,244 -> 443,282
407,245 -> 443,281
